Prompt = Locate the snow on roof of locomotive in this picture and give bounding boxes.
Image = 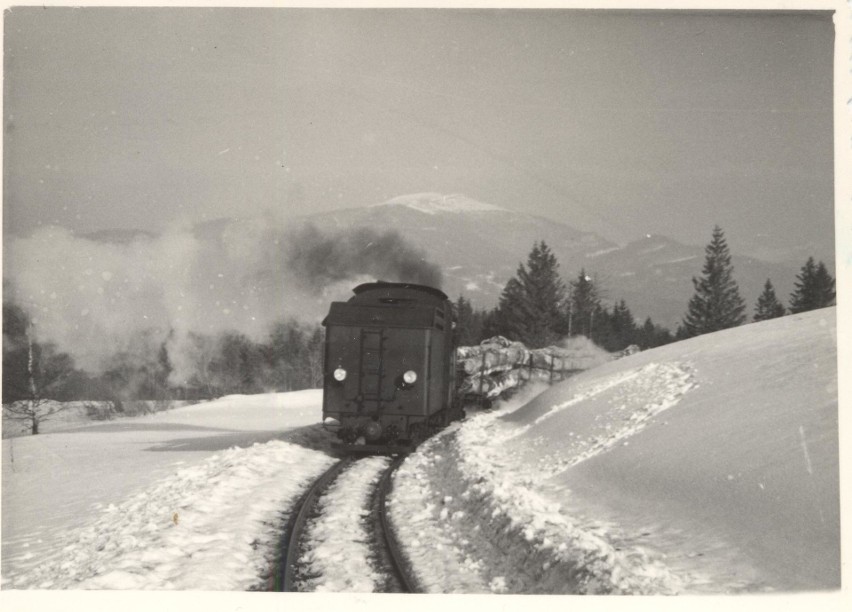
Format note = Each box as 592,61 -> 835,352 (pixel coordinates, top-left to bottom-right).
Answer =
350,281 -> 448,303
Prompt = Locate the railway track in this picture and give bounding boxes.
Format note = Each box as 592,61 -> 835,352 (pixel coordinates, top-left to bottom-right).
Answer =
274,454 -> 418,593
372,454 -> 418,593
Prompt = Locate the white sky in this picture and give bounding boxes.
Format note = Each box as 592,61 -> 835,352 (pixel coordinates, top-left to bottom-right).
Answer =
1,6 -> 839,264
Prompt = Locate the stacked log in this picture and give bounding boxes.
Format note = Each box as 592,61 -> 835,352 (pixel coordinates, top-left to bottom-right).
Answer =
457,369 -> 523,399
456,337 -> 588,400
456,336 -> 637,401
458,345 -> 530,376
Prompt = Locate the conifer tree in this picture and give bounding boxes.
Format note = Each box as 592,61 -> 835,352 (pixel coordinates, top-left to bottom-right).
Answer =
610,299 -> 637,347
636,317 -> 674,349
789,257 -> 836,313
753,279 -> 786,322
814,261 -> 837,307
453,295 -> 485,346
492,241 -> 567,347
682,226 -> 746,337
519,241 -> 568,347
568,269 -> 599,338
589,304 -> 616,349
492,276 -> 528,342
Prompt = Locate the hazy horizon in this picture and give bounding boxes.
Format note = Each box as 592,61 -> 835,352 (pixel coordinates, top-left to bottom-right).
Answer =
3,7 -> 836,264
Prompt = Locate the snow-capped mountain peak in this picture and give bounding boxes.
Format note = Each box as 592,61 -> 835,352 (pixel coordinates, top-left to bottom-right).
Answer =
374,193 -> 505,215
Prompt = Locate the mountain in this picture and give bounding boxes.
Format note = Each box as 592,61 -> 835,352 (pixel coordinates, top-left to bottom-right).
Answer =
584,234 -> 798,330
80,228 -> 156,244
300,193 -> 803,330
69,193 -> 813,332
303,192 -> 614,304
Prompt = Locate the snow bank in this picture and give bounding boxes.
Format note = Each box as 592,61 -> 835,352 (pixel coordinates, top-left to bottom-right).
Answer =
389,426 -> 493,594
2,390 -> 330,588
392,309 -> 839,593
392,386 -> 691,594
3,442 -> 334,590
520,309 -> 840,591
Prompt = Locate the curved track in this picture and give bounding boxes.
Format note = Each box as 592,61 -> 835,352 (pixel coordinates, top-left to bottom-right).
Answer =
374,454 -> 419,593
280,457 -> 353,591
276,454 -> 417,593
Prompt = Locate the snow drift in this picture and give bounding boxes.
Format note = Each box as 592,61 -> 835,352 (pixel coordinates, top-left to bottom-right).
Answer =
392,307 -> 839,593
1,390 -> 332,589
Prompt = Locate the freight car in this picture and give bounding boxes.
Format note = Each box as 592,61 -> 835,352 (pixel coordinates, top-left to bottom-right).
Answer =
321,281 -> 464,453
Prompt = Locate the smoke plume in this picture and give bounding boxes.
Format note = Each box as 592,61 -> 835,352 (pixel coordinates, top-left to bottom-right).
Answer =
4,218 -> 443,384
286,224 -> 443,291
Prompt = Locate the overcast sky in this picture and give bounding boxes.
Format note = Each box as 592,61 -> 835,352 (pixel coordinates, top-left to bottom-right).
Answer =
3,7 -> 835,260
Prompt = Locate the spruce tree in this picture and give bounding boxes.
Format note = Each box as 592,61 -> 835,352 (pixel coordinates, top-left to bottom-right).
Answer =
636,317 -> 674,349
814,261 -> 837,307
682,226 -> 746,337
492,241 -> 566,347
519,241 -> 568,347
492,276 -> 528,342
568,269 -> 599,338
789,257 -> 836,313
453,295 -> 485,346
753,279 -> 786,322
610,299 -> 637,347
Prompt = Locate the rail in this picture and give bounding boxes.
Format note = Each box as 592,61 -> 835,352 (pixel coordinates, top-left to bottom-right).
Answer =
375,454 -> 419,593
279,457 -> 353,591
274,454 -> 417,593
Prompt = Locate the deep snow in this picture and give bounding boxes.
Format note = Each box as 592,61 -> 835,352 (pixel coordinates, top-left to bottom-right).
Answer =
2,390 -> 331,588
389,308 -> 840,594
1,307 -> 847,609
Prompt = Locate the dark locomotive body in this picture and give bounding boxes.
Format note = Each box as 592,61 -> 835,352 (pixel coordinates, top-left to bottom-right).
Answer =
322,281 -> 463,453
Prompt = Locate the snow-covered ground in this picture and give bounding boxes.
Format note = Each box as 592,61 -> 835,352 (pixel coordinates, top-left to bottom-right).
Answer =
2,308 -> 847,610
298,456 -> 391,592
2,391 -> 333,590
389,308 -> 841,594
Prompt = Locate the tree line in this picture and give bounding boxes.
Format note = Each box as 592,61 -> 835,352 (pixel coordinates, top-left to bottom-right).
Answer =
2,225 -> 836,434
453,228 -> 836,350
2,300 -> 325,433
452,241 -> 674,352
678,226 -> 835,338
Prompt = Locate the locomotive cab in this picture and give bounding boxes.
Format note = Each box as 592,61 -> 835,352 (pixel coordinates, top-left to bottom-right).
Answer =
322,281 -> 460,453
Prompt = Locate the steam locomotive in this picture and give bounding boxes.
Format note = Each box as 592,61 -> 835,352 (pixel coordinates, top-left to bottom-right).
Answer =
321,281 -> 464,453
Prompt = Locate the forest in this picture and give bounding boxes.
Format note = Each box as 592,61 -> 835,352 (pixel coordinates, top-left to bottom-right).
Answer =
2,226 -> 835,424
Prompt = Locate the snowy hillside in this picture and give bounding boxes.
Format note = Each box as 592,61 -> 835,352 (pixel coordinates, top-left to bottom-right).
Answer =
1,308 -> 841,602
376,192 -> 506,214
391,307 -> 839,593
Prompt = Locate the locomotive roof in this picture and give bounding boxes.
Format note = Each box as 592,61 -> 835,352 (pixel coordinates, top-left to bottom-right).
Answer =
351,281 -> 448,302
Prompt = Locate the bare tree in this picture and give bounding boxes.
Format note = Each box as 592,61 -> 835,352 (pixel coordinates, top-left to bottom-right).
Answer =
3,323 -> 75,435
306,327 -> 325,388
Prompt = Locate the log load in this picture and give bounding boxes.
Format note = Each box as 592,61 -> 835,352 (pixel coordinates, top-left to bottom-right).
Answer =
456,336 -> 638,401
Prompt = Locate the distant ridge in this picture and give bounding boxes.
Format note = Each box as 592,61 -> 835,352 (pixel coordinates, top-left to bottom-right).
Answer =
80,228 -> 156,244
372,192 -> 506,215
302,194 -> 801,329
78,194 -> 806,330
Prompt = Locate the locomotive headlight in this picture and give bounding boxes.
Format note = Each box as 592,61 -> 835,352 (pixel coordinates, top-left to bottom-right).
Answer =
402,370 -> 418,385
333,367 -> 347,382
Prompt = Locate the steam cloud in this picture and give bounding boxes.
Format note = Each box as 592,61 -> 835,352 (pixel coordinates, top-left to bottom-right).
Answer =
286,224 -> 443,291
4,218 -> 443,384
